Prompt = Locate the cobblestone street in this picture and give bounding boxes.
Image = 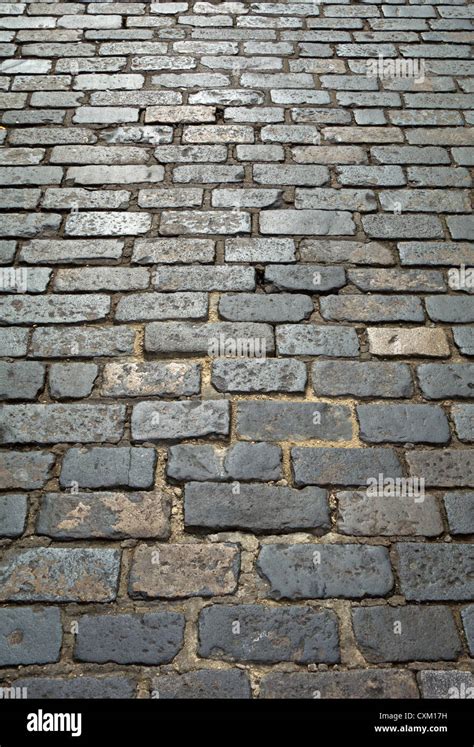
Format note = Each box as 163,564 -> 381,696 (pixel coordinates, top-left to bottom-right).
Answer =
0,0 -> 473,700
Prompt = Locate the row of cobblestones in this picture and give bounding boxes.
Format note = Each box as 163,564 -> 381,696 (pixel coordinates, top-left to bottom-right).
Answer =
0,0 -> 472,700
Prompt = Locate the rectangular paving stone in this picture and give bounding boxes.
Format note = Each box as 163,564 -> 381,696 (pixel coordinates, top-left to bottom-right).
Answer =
132,238 -> 214,264
211,188 -> 281,209
60,446 -> 156,490
20,238 -> 123,264
300,240 -> 393,265
295,187 -> 376,212
312,361 -> 413,398
0,189 -> 41,209
129,543 -> 239,599
444,492 -> 474,536
277,324 -> 359,357
0,494 -> 27,538
145,321 -> 274,355
236,401 -> 353,442
185,482 -> 329,533
145,105 -> 215,123
157,146 -> 226,164
173,165 -> 244,183
0,607 -> 62,666
417,670 -> 474,700
115,292 -> 208,322
169,442 -> 283,483
151,670 -> 251,700
362,215 -> 444,239
352,606 -> 461,662
265,264 -> 346,292
131,400 -> 230,441
461,607 -> 474,657
0,361 -> 45,400
219,293 -> 313,323
225,238 -> 295,263
292,447 -> 403,487
198,604 -> 339,663
74,612 -> 184,665
258,543 -> 393,599
8,676 -> 136,700
1,404 -> 125,445
54,267 -> 149,291
406,450 -> 474,488
357,404 -> 450,444
31,325 -> 135,358
64,212 -> 151,236
417,363 -> 474,399
425,295 -> 474,323
371,145 -> 450,165
38,490 -> 171,541
0,451 -> 54,490
398,241 -> 474,266
260,670 -> 418,699
320,295 -> 424,323
67,164 -> 164,184
0,166 -> 63,185
142,178 -> 202,199
367,327 -> 450,357
259,209 -> 356,236
153,266 -> 255,291
397,542 -> 474,600
0,294 -> 110,325
103,361 -> 200,398
42,188 -> 130,210
453,327 -> 474,357
0,548 -> 120,602
0,213 -> 61,238
211,358 -> 306,393
50,144 -> 147,164
337,491 -> 443,537
254,165 -> 329,186
159,210 -> 250,235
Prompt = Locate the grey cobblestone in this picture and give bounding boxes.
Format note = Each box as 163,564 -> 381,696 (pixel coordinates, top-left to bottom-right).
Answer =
74,612 -> 184,664
0,607 -> 62,666
258,543 -> 393,599
168,442 -> 282,482
60,446 -> 156,489
151,670 -> 251,699
198,604 -> 339,664
129,543 -> 239,599
444,492 -> 474,535
38,490 -> 170,540
185,482 -> 329,533
418,670 -> 474,699
0,494 -> 27,538
397,543 -> 474,601
0,548 -> 120,602
260,671 -> 418,699
352,606 -> 461,662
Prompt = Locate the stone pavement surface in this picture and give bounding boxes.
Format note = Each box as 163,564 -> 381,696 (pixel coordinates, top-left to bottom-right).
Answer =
0,0 -> 473,700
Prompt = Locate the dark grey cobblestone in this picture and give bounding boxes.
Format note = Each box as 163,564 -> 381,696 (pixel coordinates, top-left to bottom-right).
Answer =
198,604 -> 339,664
74,612 -> 185,665
0,607 -> 62,667
260,671 -> 418,699
257,543 -> 393,599
352,606 -> 462,662
185,482 -> 329,533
